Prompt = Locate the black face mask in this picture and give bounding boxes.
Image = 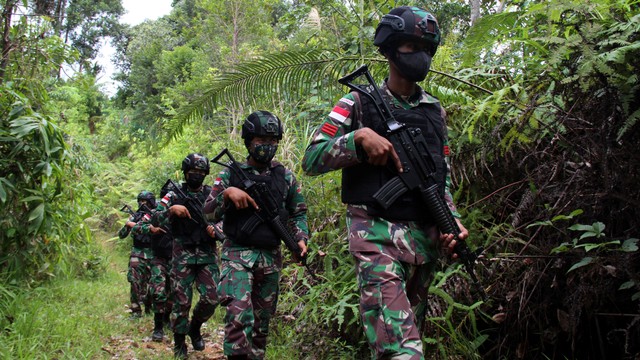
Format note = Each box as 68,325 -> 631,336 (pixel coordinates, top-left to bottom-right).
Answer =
249,144 -> 278,164
186,173 -> 205,189
392,50 -> 432,82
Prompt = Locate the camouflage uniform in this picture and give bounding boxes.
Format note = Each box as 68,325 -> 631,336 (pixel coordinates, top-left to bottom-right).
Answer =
133,216 -> 173,318
120,211 -> 154,316
302,80 -> 461,359
204,160 -> 309,359
151,185 -> 220,336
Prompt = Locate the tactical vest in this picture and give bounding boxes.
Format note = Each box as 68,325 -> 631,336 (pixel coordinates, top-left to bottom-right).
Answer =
170,184 -> 212,246
151,230 -> 173,259
132,212 -> 153,248
341,91 -> 447,221
223,164 -> 287,249
133,232 -> 152,248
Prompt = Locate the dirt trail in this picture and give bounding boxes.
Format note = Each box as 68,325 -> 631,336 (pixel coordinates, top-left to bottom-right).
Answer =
100,313 -> 226,359
96,229 -> 227,359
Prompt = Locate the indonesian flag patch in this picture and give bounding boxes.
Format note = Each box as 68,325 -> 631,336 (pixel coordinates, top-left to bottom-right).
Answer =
320,122 -> 339,137
214,177 -> 222,186
329,106 -> 350,123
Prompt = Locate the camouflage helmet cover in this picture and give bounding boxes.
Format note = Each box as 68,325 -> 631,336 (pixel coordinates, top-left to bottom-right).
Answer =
241,110 -> 283,141
137,190 -> 155,202
181,153 -> 210,175
374,6 -> 441,55
137,190 -> 156,208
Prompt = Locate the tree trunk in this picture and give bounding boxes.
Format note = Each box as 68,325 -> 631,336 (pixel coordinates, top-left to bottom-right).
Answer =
470,0 -> 481,25
54,0 -> 68,37
0,0 -> 17,83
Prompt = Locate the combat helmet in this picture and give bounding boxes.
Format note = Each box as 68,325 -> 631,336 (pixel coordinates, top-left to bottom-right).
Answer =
137,190 -> 156,209
374,6 -> 441,55
241,110 -> 283,147
181,153 -> 210,175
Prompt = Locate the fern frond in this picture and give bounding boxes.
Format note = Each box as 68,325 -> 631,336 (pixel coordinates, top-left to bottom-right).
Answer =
164,50 -> 388,141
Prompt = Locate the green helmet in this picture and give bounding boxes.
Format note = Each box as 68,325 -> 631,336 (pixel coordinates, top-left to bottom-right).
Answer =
181,153 -> 210,175
374,6 -> 441,55
241,110 -> 283,146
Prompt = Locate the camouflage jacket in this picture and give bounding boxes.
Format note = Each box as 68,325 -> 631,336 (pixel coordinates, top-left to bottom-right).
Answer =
123,214 -> 153,259
203,160 -> 309,272
302,81 -> 460,218
151,184 -> 217,265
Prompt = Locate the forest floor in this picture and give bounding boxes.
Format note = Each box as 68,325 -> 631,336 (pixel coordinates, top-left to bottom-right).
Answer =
97,229 -> 227,360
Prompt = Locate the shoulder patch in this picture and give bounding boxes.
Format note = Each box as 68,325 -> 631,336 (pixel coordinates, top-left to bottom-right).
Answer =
329,106 -> 350,123
320,122 -> 339,137
339,97 -> 355,107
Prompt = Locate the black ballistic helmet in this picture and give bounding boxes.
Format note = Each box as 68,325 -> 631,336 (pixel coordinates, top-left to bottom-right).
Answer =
241,110 -> 283,146
181,153 -> 210,175
374,6 -> 441,55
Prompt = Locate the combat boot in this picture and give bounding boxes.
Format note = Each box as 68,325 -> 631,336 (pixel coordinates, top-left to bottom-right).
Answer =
151,313 -> 164,342
173,333 -> 187,359
188,320 -> 205,351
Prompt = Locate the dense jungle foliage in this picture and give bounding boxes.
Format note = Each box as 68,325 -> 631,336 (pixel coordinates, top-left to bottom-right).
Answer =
1,0 -> 639,359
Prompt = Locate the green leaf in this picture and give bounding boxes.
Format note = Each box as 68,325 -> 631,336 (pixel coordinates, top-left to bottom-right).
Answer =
568,224 -> 593,232
618,281 -> 635,290
621,238 -> 639,252
527,220 -> 552,228
0,181 -> 6,203
28,203 -> 45,233
567,257 -> 593,273
579,231 -> 597,240
550,243 -> 571,254
591,222 -> 606,235
551,209 -> 583,221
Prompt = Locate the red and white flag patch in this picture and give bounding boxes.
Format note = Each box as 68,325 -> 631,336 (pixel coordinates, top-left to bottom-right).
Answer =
329,106 -> 350,123
321,122 -> 339,137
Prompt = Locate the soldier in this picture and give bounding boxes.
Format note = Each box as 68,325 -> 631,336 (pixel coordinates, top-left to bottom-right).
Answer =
118,191 -> 156,319
302,6 -> 468,359
149,153 -> 221,359
132,182 -> 175,342
204,110 -> 309,360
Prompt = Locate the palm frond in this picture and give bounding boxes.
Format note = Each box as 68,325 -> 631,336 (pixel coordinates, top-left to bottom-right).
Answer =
165,49 -> 387,141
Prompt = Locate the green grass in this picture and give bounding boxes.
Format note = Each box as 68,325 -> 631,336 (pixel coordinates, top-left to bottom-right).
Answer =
0,228 -> 363,360
0,231 -> 179,359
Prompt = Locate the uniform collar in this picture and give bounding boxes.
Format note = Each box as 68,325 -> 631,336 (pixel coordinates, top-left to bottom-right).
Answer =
381,80 -> 440,109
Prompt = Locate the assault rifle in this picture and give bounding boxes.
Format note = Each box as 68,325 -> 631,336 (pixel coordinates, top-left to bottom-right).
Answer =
339,65 -> 486,300
212,148 -> 316,279
118,203 -> 151,238
165,179 -> 225,241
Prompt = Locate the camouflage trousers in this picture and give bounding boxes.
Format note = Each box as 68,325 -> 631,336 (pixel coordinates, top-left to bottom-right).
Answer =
347,206 -> 438,360
127,255 -> 153,314
149,256 -> 172,314
218,259 -> 280,359
170,261 -> 220,334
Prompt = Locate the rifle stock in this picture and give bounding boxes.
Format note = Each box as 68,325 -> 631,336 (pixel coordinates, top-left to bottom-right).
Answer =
339,65 -> 486,300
